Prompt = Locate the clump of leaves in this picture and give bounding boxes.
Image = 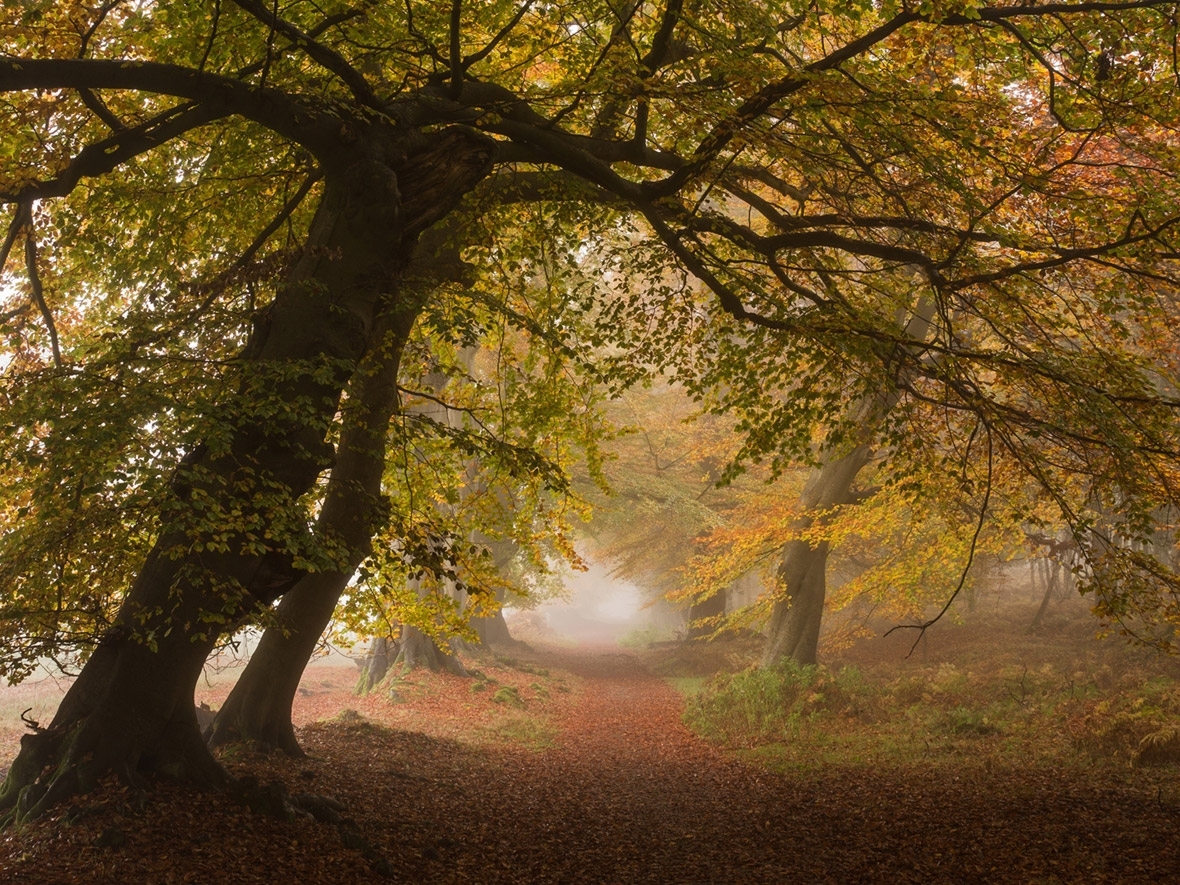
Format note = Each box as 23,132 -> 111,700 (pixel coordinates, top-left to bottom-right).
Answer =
1136,729 -> 1180,767
1067,680 -> 1180,764
317,709 -> 394,739
933,706 -> 1000,737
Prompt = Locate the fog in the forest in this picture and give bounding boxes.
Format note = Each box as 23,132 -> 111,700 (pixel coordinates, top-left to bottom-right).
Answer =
506,561 -> 666,646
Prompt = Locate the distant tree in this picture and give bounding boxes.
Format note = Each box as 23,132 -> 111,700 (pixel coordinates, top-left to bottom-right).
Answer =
581,380 -> 757,637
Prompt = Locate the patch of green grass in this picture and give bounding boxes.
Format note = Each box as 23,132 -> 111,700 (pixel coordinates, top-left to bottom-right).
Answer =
666,675 -> 708,697
683,660 -> 870,747
618,626 -> 675,648
480,712 -> 558,751
682,651 -> 1180,772
383,674 -> 417,704
492,686 -> 525,708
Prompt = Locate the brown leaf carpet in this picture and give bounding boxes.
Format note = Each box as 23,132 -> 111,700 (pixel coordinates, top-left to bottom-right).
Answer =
0,646 -> 1177,883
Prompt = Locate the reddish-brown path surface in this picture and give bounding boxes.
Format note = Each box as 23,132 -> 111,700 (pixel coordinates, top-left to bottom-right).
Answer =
1,644 -> 1178,883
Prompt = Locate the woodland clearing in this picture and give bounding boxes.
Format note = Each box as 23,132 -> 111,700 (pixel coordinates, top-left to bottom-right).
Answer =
0,603 -> 1178,884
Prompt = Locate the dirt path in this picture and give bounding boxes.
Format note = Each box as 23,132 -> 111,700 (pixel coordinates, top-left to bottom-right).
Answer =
311,646 -> 1180,884
471,648 -> 790,883
2,645 -> 1179,883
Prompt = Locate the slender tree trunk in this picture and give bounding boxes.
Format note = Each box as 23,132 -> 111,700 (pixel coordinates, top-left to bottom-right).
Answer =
761,444 -> 872,667
206,299 -> 414,753
761,295 -> 935,668
1029,559 -> 1057,631
0,128 -> 494,822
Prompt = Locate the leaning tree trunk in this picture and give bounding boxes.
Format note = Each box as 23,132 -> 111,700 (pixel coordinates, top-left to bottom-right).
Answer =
0,128 -> 494,823
761,296 -> 936,668
207,218 -> 483,754
760,442 -> 873,667
205,302 -> 414,754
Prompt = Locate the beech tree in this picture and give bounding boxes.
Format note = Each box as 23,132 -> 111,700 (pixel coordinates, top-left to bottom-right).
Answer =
4,0 -> 1180,822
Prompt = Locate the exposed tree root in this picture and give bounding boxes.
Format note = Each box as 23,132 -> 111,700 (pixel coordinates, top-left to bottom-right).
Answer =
395,626 -> 469,677
1,707 -> 231,827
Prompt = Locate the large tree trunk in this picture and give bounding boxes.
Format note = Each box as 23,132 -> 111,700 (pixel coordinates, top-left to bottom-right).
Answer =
468,539 -> 523,648
472,603 -> 517,647
207,219 -> 481,754
205,308 -> 411,754
0,128 -> 494,822
395,624 -> 469,676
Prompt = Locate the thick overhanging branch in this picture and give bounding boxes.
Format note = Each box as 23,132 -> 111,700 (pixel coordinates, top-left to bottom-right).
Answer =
445,78 -> 682,172
0,102 -> 222,204
0,58 -> 345,160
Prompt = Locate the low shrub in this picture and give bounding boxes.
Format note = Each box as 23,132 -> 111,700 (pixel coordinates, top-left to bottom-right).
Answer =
684,661 -> 866,747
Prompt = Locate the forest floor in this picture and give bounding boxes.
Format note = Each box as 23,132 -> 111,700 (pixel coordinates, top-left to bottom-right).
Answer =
1,608 -> 1180,883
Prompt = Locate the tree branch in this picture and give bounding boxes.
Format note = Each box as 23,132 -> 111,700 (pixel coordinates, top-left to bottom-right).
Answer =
885,423 -> 993,653
463,1 -> 535,69
23,207 -> 62,368
229,0 -> 381,110
0,58 -> 345,161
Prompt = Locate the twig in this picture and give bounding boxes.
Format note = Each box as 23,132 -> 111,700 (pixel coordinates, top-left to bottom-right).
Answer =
885,423 -> 993,655
23,205 -> 63,367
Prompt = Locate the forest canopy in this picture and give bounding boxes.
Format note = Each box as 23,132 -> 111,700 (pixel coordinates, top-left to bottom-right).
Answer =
1,0 -> 1180,820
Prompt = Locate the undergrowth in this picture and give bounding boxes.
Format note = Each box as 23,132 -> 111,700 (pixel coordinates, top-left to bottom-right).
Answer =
480,712 -> 559,751
676,620 -> 1180,772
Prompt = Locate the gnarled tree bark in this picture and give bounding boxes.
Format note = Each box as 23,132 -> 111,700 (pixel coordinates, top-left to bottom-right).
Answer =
207,219 -> 482,753
0,127 -> 494,822
205,303 -> 414,755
